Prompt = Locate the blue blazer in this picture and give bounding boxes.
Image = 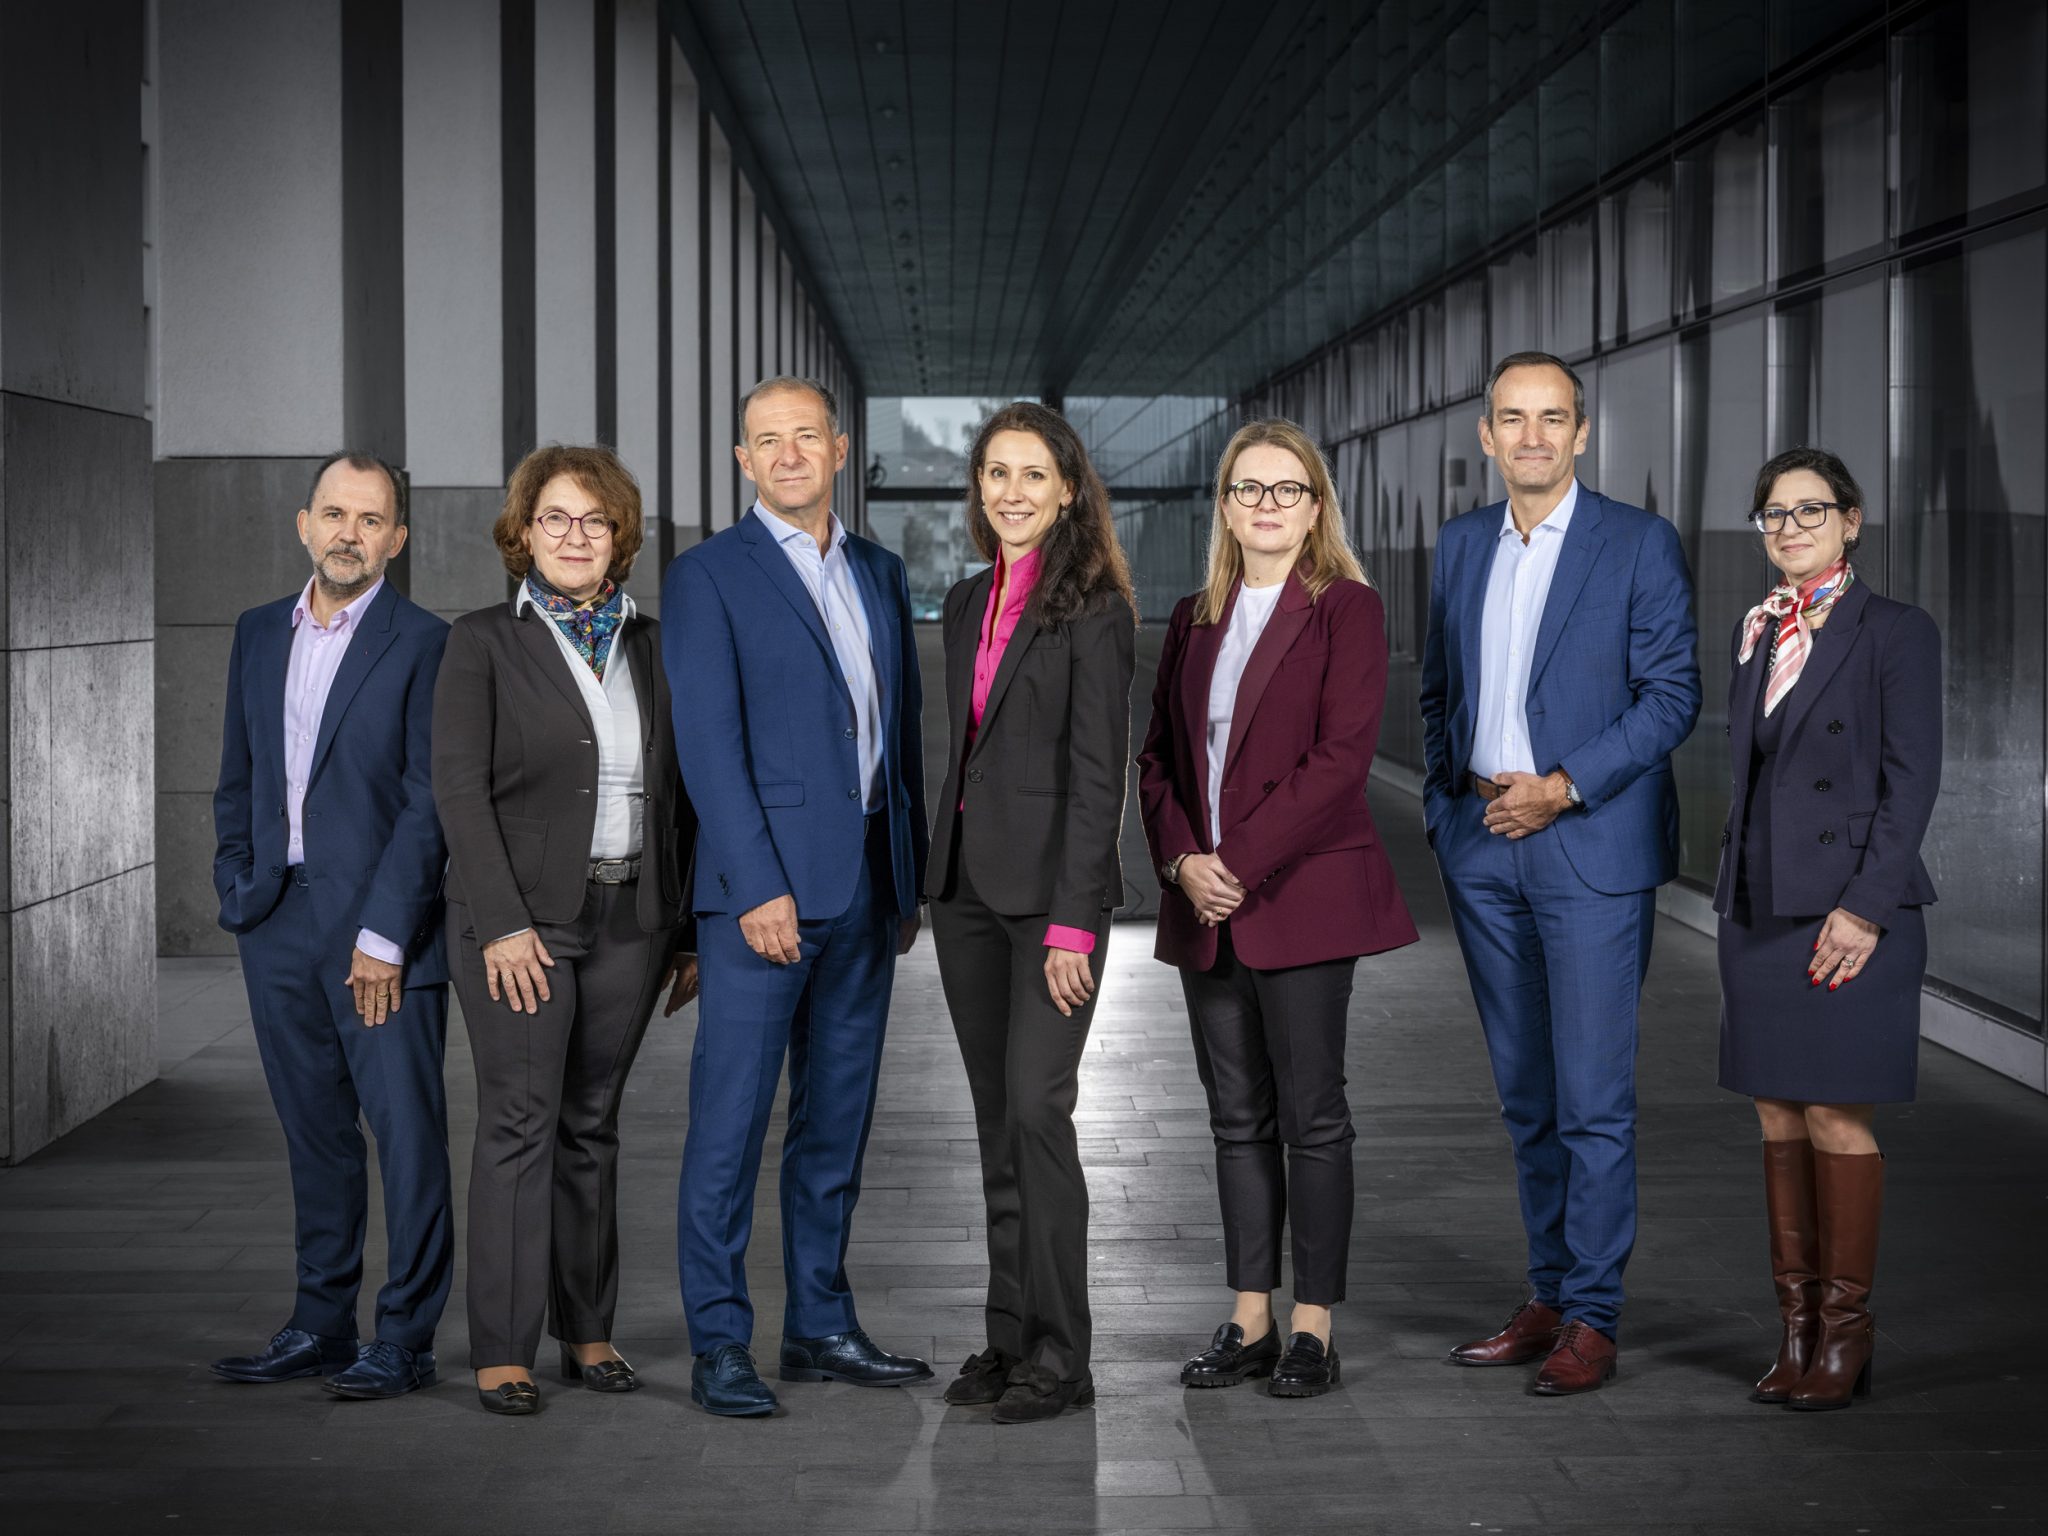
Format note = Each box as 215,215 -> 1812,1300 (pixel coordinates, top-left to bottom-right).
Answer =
661,511 -> 927,921
212,582 -> 451,983
1712,581 -> 1941,929
1421,487 -> 1702,895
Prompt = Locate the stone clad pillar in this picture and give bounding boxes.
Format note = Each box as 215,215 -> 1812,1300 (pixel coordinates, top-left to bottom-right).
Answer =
0,1 -> 157,1161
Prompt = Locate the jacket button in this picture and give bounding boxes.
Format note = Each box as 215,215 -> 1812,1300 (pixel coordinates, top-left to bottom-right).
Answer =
1815,779 -> 1831,792
1262,780 -> 1277,793
1724,724 -> 1730,736
1719,829 -> 1730,847
968,769 -> 983,783
847,788 -> 859,799
1819,830 -> 1836,845
844,728 -> 856,739
1828,720 -> 1844,734
268,865 -> 282,877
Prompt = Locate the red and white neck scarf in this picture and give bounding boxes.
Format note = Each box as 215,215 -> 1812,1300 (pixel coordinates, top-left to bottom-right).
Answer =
1738,558 -> 1855,717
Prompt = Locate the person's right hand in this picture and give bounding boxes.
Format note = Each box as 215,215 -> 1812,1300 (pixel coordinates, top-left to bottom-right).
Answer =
1178,853 -> 1245,926
482,929 -> 555,1013
739,894 -> 802,965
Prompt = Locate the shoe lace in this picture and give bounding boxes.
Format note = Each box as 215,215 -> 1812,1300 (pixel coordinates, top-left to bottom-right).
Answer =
708,1343 -> 756,1376
354,1339 -> 406,1371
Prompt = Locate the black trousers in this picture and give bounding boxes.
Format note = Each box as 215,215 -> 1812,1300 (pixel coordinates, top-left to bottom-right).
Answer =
1179,925 -> 1358,1305
451,880 -> 675,1369
930,861 -> 1107,1383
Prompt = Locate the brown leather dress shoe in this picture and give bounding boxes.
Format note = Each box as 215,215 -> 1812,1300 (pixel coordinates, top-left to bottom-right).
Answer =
1448,1300 -> 1563,1366
1530,1320 -> 1617,1395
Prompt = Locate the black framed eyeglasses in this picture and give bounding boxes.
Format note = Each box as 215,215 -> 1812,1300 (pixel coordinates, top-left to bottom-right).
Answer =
1227,479 -> 1313,509
535,510 -> 616,540
1747,501 -> 1843,533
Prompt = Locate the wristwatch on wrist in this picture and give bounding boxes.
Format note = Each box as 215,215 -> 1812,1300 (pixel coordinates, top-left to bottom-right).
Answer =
1561,774 -> 1584,810
1163,853 -> 1189,885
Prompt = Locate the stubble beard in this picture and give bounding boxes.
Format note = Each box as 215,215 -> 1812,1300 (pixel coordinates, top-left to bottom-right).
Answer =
313,547 -> 381,600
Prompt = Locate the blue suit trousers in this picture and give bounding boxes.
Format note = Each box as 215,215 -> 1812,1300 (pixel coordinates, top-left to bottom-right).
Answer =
1437,794 -> 1652,1338
237,874 -> 453,1351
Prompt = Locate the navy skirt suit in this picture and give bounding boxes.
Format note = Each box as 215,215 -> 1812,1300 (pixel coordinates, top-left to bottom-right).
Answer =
1712,580 -> 1942,1104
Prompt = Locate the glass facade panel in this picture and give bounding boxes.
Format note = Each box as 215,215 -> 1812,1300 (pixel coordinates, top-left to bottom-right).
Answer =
1599,168 -> 1671,347
1893,0 -> 2048,237
1768,270 -> 1889,568
1770,38 -> 1885,281
1676,112 -> 1767,321
1676,0 -> 1765,124
1489,241 -> 1539,358
865,499 -> 976,621
1595,337 -> 1673,521
1539,47 -> 1598,209
1600,0 -> 1673,172
1771,0 -> 1875,64
1541,209 -> 1596,360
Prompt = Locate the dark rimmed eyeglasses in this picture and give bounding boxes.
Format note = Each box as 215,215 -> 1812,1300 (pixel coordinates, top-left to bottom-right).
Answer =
1226,479 -> 1313,509
1747,501 -> 1844,533
535,510 -> 616,540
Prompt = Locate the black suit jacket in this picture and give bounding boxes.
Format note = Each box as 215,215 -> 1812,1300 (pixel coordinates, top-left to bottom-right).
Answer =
432,601 -> 693,947
1712,580 -> 1941,930
925,572 -> 1134,929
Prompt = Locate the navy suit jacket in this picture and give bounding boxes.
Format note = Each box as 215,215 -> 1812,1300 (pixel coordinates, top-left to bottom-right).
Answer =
1421,487 -> 1702,895
1712,581 -> 1941,930
213,582 -> 451,985
661,511 -> 927,922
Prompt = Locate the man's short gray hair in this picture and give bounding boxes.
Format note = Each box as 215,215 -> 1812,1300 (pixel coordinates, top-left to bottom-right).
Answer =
736,376 -> 841,442
1483,351 -> 1586,425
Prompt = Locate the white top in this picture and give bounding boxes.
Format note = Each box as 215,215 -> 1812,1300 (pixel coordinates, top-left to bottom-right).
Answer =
751,502 -> 884,809
1470,480 -> 1580,781
514,585 -> 644,860
1206,578 -> 1287,844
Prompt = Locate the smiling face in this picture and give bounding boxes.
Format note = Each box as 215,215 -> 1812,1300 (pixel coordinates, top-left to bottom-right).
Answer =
1478,363 -> 1589,501
977,429 -> 1071,560
522,473 -> 614,602
296,462 -> 406,599
734,385 -> 848,524
1221,442 -> 1320,569
1760,467 -> 1861,585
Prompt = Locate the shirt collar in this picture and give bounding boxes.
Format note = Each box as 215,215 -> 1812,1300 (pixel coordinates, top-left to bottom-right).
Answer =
752,500 -> 845,555
993,545 -> 1043,610
1496,478 -> 1581,542
512,579 -> 636,620
292,576 -> 385,632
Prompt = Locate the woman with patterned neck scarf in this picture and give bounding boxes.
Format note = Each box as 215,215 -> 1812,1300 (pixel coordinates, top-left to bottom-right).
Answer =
432,444 -> 698,1416
1713,446 -> 1942,1413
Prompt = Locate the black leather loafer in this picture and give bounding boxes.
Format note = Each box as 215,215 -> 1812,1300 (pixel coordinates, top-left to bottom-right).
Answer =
559,1343 -> 639,1392
211,1327 -> 359,1384
990,1363 -> 1095,1424
943,1347 -> 1019,1406
779,1327 -> 933,1387
477,1380 -> 540,1416
1181,1322 -> 1282,1388
322,1340 -> 437,1399
1267,1333 -> 1340,1398
691,1344 -> 778,1417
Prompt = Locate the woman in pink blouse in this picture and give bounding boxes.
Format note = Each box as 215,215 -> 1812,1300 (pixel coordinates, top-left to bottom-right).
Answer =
925,401 -> 1137,1424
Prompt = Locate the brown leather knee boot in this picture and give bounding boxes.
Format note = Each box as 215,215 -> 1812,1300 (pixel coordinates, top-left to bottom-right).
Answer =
1788,1149 -> 1883,1411
1751,1139 -> 1819,1404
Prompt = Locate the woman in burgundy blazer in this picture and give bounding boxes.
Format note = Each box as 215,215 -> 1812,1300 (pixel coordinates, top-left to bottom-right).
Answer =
1137,418 -> 1417,1400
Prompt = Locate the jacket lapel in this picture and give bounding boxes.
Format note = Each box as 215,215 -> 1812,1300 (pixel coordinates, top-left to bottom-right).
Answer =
1179,589 -> 1231,848
511,605 -> 599,738
847,539 -> 894,724
250,600 -> 295,802
742,513 -> 851,707
623,617 -> 656,746
1728,623 -> 1767,766
949,569 -> 992,763
1453,513 -> 1494,741
309,584 -> 401,784
972,611 -> 1041,754
1221,569 -> 1314,783
1777,578 -> 1872,746
1525,490 -> 1608,695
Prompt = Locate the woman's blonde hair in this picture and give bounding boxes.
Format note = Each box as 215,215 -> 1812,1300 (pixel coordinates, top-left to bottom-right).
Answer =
1194,418 -> 1368,624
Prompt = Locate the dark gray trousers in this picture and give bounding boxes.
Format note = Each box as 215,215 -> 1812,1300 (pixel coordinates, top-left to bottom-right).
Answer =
930,863 -> 1107,1384
451,881 -> 674,1369
1179,925 -> 1358,1305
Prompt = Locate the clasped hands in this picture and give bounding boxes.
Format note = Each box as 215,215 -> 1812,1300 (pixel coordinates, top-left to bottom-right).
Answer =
1179,853 -> 1245,927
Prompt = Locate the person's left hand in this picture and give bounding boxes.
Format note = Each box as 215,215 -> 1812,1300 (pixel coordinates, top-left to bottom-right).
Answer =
1810,907 -> 1880,990
661,952 -> 701,1016
346,949 -> 404,1027
898,912 -> 922,955
1045,948 -> 1095,1018
1482,771 -> 1573,839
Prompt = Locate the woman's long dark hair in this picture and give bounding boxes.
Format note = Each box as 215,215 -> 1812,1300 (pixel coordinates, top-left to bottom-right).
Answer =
965,402 -> 1136,628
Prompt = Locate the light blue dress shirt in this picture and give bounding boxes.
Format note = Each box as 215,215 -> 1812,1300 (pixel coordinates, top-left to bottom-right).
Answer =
750,501 -> 884,808
1470,479 -> 1580,781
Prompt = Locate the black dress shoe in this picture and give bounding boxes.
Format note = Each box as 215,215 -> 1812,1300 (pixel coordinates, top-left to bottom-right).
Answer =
779,1327 -> 933,1387
692,1344 -> 778,1417
1267,1332 -> 1340,1398
322,1340 -> 437,1399
1181,1322 -> 1282,1388
990,1362 -> 1095,1424
943,1347 -> 1019,1406
477,1380 -> 540,1416
559,1343 -> 639,1393
212,1327 -> 359,1384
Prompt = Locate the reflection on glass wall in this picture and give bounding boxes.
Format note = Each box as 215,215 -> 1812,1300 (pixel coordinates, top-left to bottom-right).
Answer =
865,498 -> 978,621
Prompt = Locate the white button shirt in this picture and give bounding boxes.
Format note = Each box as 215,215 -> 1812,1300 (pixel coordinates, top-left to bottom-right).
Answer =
514,585 -> 644,859
1205,578 -> 1286,845
1469,480 -> 1580,781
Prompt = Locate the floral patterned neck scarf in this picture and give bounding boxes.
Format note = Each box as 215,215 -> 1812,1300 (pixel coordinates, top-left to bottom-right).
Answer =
527,571 -> 624,681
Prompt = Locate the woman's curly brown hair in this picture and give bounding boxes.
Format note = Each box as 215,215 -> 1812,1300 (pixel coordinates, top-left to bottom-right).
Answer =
493,443 -> 645,582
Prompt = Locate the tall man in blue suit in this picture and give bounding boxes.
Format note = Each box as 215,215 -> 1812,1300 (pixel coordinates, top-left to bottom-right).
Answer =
210,453 -> 453,1400
1422,353 -> 1701,1395
664,377 -> 931,1417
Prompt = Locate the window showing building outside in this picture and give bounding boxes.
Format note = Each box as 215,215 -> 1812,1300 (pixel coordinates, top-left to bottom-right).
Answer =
864,397 -> 1030,617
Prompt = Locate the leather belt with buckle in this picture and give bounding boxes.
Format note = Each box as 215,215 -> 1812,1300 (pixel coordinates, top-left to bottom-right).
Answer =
1469,773 -> 1505,802
588,857 -> 641,885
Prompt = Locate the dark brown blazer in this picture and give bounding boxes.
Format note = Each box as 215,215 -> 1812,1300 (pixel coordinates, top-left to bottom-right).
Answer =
431,602 -> 693,948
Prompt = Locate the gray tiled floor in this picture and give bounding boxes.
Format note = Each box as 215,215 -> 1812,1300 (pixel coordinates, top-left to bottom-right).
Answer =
9,797 -> 2048,1533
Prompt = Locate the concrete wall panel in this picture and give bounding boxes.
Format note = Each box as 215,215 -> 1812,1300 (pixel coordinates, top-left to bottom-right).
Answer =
155,458 -> 326,626
155,791 -> 232,959
409,486 -> 510,623
534,0 -> 598,446
154,624 -> 234,797
2,397 -> 153,650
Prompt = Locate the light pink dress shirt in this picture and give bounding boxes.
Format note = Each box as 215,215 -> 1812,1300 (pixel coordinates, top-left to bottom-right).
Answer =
286,578 -> 404,965
964,549 -> 1095,956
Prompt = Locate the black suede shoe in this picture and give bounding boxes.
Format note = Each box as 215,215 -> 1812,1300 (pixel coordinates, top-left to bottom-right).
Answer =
558,1343 -> 639,1393
943,1347 -> 1019,1406
990,1362 -> 1095,1424
779,1327 -> 933,1387
1181,1322 -> 1282,1388
1267,1333 -> 1340,1398
691,1344 -> 778,1417
212,1327 -> 359,1384
322,1340 -> 437,1399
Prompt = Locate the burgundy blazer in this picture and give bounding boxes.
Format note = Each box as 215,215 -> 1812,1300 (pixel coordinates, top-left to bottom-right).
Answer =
1137,570 -> 1418,971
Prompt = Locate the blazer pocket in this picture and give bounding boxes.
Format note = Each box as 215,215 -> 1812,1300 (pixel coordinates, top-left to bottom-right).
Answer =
755,781 -> 805,807
500,813 -> 548,892
1848,811 -> 1875,848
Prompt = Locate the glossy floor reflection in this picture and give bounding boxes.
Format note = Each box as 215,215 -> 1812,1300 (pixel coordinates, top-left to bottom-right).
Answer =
6,781 -> 2048,1534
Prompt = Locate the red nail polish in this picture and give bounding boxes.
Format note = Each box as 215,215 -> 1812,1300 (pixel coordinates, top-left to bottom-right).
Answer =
1829,980 -> 1839,991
